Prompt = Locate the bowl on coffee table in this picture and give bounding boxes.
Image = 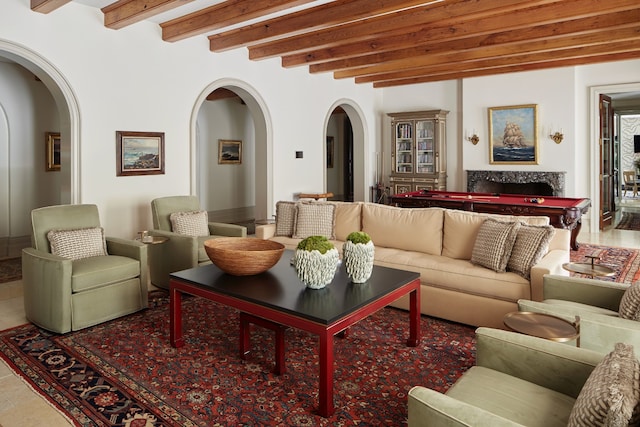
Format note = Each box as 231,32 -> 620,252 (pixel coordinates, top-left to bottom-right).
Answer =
204,237 -> 285,276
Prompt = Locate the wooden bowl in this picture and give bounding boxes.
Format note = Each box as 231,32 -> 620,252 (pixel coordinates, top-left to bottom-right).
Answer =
204,237 -> 285,276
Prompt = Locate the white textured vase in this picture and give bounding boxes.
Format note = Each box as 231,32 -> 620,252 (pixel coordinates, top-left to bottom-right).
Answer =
343,240 -> 375,283
294,248 -> 340,289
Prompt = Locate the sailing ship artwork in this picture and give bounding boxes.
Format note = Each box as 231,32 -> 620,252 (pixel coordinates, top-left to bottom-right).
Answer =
489,104 -> 538,164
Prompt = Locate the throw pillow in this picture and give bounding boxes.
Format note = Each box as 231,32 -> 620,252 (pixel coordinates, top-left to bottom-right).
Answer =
170,210 -> 209,236
470,219 -> 520,273
275,201 -> 298,237
506,223 -> 556,279
619,282 -> 640,321
568,342 -> 640,427
292,203 -> 336,239
47,227 -> 107,260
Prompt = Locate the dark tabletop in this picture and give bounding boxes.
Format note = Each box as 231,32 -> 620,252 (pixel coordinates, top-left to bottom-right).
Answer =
170,250 -> 419,325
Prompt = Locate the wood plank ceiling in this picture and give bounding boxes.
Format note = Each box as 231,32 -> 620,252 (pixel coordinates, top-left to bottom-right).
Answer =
33,0 -> 640,88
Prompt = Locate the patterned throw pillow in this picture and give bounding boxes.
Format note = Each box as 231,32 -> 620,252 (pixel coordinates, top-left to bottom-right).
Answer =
47,227 -> 107,260
292,203 -> 336,240
619,282 -> 640,321
170,210 -> 209,236
506,224 -> 556,279
568,342 -> 640,427
275,201 -> 297,237
470,219 -> 520,272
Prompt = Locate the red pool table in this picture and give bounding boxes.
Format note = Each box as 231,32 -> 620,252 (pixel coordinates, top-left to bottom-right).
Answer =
390,190 -> 591,250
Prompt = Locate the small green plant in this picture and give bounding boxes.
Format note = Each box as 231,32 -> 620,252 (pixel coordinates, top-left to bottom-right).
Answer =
297,235 -> 335,254
346,231 -> 371,245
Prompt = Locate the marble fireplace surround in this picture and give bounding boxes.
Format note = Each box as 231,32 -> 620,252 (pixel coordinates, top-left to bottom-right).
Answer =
467,170 -> 566,197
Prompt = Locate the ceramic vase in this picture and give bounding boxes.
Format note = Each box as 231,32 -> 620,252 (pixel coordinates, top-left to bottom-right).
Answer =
293,248 -> 340,289
343,240 -> 375,283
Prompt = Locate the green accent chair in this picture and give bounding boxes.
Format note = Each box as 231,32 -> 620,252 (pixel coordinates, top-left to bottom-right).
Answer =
148,196 -> 247,289
408,327 -> 604,427
518,274 -> 640,354
22,204 -> 148,334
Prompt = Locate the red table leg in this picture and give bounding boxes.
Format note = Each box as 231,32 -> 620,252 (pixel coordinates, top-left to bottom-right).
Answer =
318,331 -> 335,417
407,286 -> 421,347
170,287 -> 185,348
239,312 -> 287,375
239,313 -> 251,360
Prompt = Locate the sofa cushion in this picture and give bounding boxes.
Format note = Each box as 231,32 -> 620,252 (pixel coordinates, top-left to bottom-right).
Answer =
362,203 -> 443,255
71,255 -> 141,292
47,227 -> 107,260
293,203 -> 336,239
275,201 -> 297,237
170,210 -> 209,236
507,224 -> 556,279
568,342 -> 640,427
442,210 -> 550,260
330,201 -> 362,241
471,219 -> 520,273
619,282 -> 640,321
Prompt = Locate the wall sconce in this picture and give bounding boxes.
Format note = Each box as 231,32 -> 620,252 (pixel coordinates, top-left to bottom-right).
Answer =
466,133 -> 480,145
549,131 -> 564,144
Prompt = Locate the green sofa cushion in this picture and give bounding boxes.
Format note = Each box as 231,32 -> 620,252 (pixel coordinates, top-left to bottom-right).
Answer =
446,366 -> 576,427
71,256 -> 141,292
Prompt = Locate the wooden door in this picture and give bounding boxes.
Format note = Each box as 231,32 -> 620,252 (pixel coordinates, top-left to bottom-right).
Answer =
599,94 -> 614,229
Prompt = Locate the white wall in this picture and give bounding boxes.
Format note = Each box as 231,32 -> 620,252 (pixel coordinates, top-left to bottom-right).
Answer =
0,0 -> 381,239
0,61 -> 60,237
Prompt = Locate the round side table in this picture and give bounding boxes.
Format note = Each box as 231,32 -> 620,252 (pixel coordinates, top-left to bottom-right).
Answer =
563,254 -> 615,278
503,311 -> 580,346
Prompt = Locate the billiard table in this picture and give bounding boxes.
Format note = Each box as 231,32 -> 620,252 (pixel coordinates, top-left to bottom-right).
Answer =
390,190 -> 591,250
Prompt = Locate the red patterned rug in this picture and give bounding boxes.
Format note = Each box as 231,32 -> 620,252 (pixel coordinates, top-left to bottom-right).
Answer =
616,212 -> 640,231
570,243 -> 640,283
0,296 -> 476,426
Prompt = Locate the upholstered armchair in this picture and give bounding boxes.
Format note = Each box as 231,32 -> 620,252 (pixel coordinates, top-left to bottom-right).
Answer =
148,196 -> 247,289
22,204 -> 148,334
518,274 -> 640,354
408,328 -> 638,427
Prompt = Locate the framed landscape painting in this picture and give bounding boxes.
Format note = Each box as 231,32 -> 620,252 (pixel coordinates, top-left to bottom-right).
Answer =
218,139 -> 242,164
116,131 -> 165,176
488,104 -> 538,165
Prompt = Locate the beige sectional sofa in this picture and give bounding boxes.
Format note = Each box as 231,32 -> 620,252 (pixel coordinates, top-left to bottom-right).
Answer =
256,201 -> 571,328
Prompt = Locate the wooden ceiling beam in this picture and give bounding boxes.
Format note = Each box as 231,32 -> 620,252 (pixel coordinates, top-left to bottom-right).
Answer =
160,0 -> 315,42
208,0 -> 436,52
248,0 -> 562,60
355,38 -> 640,85
371,52 -> 640,87
31,0 -> 70,14
102,0 -> 193,30
338,29 -> 640,80
313,14 -> 640,75
295,7 -> 639,70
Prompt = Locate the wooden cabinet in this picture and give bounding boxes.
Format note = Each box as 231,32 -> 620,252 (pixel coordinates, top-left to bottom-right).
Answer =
388,110 -> 448,194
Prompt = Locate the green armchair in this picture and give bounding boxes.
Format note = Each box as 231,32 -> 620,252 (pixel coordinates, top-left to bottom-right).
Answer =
22,204 -> 148,334
408,327 -> 606,427
518,274 -> 640,354
148,196 -> 247,289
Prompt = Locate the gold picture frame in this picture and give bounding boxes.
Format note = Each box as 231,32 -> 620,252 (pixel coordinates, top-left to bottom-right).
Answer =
488,104 -> 538,165
45,132 -> 61,171
218,139 -> 242,164
116,131 -> 165,176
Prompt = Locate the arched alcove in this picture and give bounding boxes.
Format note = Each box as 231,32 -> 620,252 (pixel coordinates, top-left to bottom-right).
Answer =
190,79 -> 272,224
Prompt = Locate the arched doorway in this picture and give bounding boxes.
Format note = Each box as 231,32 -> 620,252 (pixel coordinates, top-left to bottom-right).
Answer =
191,79 -> 272,227
325,101 -> 368,202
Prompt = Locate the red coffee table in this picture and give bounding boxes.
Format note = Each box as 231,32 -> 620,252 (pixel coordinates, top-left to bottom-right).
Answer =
169,250 -> 421,417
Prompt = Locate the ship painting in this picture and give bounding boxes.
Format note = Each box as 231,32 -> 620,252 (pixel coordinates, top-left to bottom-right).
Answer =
489,105 -> 538,164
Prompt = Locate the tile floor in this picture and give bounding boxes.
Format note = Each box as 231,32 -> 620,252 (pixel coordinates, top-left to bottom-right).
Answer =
1,201 -> 639,426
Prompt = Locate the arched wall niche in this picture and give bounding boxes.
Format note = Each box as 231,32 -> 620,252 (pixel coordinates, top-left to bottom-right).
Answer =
190,78 -> 272,222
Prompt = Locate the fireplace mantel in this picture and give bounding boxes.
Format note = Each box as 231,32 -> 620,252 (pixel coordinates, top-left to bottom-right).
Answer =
467,171 -> 566,197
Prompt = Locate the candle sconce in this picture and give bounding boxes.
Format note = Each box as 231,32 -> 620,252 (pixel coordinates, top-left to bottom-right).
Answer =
466,134 -> 480,145
549,131 -> 564,144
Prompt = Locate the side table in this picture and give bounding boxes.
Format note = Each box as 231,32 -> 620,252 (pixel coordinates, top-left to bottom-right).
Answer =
504,311 -> 580,346
563,254 -> 615,278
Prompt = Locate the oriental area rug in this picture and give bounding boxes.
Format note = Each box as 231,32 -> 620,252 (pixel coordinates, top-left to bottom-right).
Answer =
569,243 -> 640,283
0,296 -> 476,426
615,212 -> 640,231
0,257 -> 21,284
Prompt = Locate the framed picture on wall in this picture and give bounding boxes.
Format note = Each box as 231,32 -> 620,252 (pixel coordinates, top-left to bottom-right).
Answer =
218,139 -> 242,164
488,104 -> 538,164
116,131 -> 165,176
326,136 -> 334,168
45,132 -> 61,171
